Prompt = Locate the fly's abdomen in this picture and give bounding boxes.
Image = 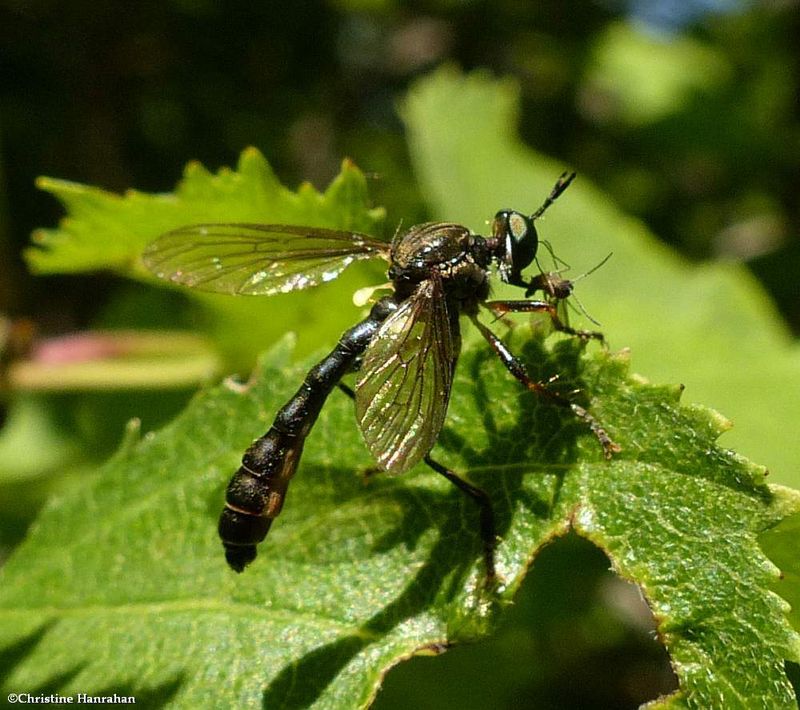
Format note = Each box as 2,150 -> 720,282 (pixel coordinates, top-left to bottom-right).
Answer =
218,296 -> 397,573
218,428 -> 303,572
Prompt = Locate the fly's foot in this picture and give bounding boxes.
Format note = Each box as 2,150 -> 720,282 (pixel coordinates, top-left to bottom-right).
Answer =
570,402 -> 621,459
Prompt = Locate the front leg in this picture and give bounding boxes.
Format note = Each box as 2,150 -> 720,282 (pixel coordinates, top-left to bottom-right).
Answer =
485,299 -> 604,342
471,315 -> 619,459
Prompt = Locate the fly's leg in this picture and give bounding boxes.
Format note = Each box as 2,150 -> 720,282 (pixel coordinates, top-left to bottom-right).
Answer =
486,300 -> 604,342
219,297 -> 397,572
336,381 -> 356,400
337,383 -> 497,583
471,315 -> 620,458
423,455 -> 497,584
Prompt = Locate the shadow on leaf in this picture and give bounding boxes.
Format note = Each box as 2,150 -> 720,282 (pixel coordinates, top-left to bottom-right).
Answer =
0,624 -> 184,706
262,335 -> 595,707
0,624 -> 55,687
0,623 -> 86,694
90,677 -> 184,707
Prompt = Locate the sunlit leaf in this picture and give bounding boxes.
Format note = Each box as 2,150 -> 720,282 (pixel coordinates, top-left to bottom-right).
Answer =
0,334 -> 797,707
28,149 -> 387,367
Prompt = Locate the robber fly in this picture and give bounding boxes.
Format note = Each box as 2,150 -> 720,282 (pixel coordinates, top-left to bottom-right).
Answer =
143,172 -> 619,582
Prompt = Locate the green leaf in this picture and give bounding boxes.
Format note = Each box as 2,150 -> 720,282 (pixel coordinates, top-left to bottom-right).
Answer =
15,69 -> 799,708
7,331 -> 220,392
400,66 -> 800,489
28,149 -> 387,367
761,510 -> 800,635
583,22 -> 732,125
0,396 -> 78,485
0,396 -> 90,556
28,149 -> 383,275
1,334 -> 798,707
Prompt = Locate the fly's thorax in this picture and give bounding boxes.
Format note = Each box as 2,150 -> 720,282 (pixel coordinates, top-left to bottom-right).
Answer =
390,222 -> 473,272
441,259 -> 491,315
388,221 -> 492,300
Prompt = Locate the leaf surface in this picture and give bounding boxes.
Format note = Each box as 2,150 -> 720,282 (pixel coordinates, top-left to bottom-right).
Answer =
27,150 -> 387,366
1,334 -> 798,707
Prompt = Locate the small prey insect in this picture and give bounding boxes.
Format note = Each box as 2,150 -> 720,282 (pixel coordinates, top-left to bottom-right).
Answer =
143,172 -> 619,583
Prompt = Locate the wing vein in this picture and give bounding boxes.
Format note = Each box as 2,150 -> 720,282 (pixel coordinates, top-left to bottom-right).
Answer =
355,275 -> 457,473
143,224 -> 390,295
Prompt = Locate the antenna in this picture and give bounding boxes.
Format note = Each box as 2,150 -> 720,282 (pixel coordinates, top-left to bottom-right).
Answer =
570,252 -> 613,285
530,171 -> 576,222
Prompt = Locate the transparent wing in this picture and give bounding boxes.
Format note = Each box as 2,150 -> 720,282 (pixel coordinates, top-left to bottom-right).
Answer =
142,223 -> 390,295
355,275 -> 459,474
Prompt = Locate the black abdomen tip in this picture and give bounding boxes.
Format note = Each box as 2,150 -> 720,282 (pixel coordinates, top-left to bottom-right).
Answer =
224,544 -> 257,573
218,506 -> 273,572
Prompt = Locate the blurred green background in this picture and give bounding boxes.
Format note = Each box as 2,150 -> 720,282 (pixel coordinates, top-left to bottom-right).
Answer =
1,0 -> 798,707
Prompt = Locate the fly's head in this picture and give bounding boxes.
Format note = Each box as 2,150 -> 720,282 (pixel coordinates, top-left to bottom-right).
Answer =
489,172 -> 577,293
490,209 -> 538,287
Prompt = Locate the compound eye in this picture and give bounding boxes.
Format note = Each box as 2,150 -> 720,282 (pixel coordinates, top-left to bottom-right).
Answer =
506,212 -> 529,241
492,210 -> 538,281
506,211 -> 537,273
